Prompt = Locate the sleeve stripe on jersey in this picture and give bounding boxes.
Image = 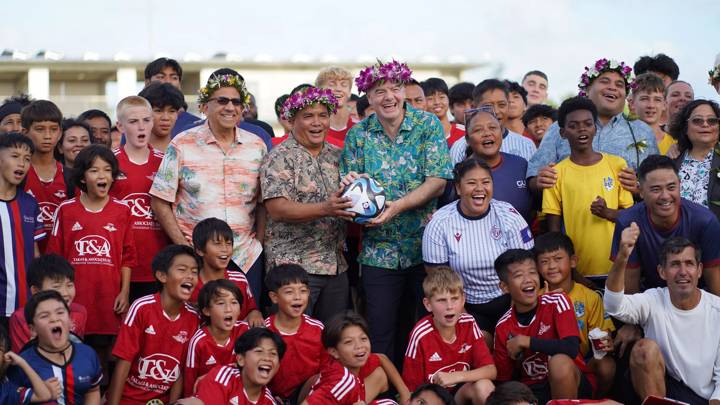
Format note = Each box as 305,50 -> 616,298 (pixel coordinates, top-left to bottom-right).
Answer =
540,294 -> 571,313
264,318 -> 272,327
459,313 -> 483,339
51,199 -> 75,236
184,302 -> 199,315
186,329 -> 207,367
496,309 -> 512,326
34,230 -> 47,241
330,368 -> 356,400
215,365 -> 240,386
124,295 -> 156,326
227,270 -> 248,282
303,315 -> 325,329
264,389 -> 277,404
375,400 -> 400,405
405,320 -> 433,358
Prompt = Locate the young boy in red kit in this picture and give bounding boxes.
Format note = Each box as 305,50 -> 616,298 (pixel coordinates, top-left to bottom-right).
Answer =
21,100 -> 72,252
111,95 -> 169,303
108,244 -> 200,405
403,266 -> 496,404
46,145 -> 136,373
184,279 -> 249,396
492,249 -> 594,404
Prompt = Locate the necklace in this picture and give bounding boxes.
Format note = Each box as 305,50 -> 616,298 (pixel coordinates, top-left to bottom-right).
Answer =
38,342 -> 72,364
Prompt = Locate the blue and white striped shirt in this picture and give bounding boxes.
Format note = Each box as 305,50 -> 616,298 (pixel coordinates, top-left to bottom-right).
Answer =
450,128 -> 537,165
422,200 -> 534,304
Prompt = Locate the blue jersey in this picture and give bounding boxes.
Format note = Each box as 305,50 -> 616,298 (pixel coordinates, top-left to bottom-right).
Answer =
611,199 -> 720,290
9,342 -> 102,405
0,377 -> 33,405
0,190 -> 45,316
491,152 -> 533,223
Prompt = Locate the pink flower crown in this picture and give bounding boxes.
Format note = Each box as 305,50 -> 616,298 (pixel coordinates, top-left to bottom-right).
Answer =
281,86 -> 338,120
355,60 -> 413,93
578,58 -> 635,97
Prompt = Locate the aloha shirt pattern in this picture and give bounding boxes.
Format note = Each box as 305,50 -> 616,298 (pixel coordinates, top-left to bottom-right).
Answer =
340,106 -> 453,270
260,135 -> 347,275
679,150 -> 713,208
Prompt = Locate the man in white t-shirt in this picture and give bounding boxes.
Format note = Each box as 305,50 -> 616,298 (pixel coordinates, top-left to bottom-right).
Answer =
605,222 -> 720,405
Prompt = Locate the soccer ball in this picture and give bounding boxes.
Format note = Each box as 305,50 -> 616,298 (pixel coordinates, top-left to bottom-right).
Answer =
341,177 -> 386,224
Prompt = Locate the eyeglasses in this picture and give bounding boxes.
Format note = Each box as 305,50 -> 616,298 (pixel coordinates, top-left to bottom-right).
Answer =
464,105 -> 497,124
688,117 -> 720,127
208,97 -> 244,106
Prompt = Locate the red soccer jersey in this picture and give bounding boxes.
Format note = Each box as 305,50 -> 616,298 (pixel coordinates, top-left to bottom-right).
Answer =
112,293 -> 200,404
327,116 -> 357,147
24,162 -> 72,252
111,146 -> 169,282
306,358 -> 365,405
46,197 -> 137,334
194,365 -> 277,405
265,314 -> 328,399
184,321 -> 250,396
403,313 -> 494,392
447,123 -> 466,147
190,269 -> 258,320
9,302 -> 87,352
493,292 -> 593,386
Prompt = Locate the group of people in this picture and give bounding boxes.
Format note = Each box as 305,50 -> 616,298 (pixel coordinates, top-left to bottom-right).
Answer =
0,52 -> 719,405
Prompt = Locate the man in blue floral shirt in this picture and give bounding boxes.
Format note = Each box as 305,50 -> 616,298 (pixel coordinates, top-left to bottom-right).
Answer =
340,60 -> 452,364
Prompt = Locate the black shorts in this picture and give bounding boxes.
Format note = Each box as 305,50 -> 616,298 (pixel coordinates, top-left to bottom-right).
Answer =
665,374 -> 707,405
528,372 -> 593,405
465,294 -> 511,332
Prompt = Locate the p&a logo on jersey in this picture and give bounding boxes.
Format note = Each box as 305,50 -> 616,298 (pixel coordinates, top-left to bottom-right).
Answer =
37,202 -> 58,223
123,193 -> 153,219
522,353 -> 548,378
74,235 -> 111,258
603,176 -> 614,191
137,353 -> 180,384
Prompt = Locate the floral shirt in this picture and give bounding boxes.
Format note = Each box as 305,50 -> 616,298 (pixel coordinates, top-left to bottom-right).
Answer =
340,106 -> 453,270
150,123 -> 266,271
260,136 -> 347,275
679,150 -> 713,207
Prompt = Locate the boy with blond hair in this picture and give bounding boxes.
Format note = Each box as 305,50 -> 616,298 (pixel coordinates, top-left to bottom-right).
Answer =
630,73 -> 676,155
403,266 -> 496,404
316,66 -> 356,145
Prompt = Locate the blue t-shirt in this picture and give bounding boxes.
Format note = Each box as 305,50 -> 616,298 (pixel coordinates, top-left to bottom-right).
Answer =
0,377 -> 32,405
491,152 -> 533,223
611,199 -> 720,290
171,110 -> 200,137
9,342 -> 102,404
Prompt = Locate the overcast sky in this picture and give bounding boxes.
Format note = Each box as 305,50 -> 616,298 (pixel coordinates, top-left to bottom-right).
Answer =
3,0 -> 720,101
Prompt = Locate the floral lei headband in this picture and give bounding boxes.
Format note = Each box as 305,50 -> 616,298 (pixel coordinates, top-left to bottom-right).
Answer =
578,58 -> 634,97
198,74 -> 251,106
709,64 -> 720,85
355,59 -> 413,93
281,86 -> 338,120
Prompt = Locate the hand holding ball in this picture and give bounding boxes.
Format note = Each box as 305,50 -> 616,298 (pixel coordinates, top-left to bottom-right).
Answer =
341,177 -> 386,224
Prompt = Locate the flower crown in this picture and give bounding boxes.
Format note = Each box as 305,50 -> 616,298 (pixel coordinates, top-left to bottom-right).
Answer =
198,74 -> 250,106
281,86 -> 338,120
355,59 -> 413,93
709,64 -> 720,85
578,58 -> 634,97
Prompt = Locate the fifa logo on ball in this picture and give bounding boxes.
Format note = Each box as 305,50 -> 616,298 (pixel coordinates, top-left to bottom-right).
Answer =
341,177 -> 386,224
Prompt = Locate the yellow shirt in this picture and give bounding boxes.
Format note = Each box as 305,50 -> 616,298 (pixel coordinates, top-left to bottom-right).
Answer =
658,132 -> 677,156
568,283 -> 616,357
542,153 -> 634,276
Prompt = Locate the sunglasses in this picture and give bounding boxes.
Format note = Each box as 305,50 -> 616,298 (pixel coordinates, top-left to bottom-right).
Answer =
208,96 -> 244,106
688,117 -> 719,127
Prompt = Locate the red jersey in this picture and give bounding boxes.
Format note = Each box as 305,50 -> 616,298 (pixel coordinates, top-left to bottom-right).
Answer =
111,147 -> 169,282
493,292 -> 592,386
272,134 -> 289,146
9,302 -> 87,352
403,313 -> 494,392
265,314 -> 328,398
306,358 -> 364,405
46,197 -> 137,334
447,123 -> 466,147
24,162 -> 72,252
190,269 -> 259,320
184,321 -> 250,396
194,365 -> 277,405
327,116 -> 357,147
112,293 -> 200,404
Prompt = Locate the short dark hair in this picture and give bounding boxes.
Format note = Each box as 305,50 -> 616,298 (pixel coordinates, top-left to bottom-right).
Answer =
659,237 -> 701,267
71,144 -> 119,192
3,93 -> 33,108
557,96 -> 598,128
192,217 -> 234,253
274,94 -> 290,118
472,79 -> 508,105
633,54 -> 680,81
26,254 -> 75,289
234,327 -> 286,360
453,157 -> 492,183
421,78 -> 449,97
0,131 -> 34,154
21,100 -> 63,130
504,80 -> 528,105
197,279 -> 244,324
265,264 -> 309,292
77,109 -> 111,128
410,384 -> 456,405
522,70 -> 548,82
356,95 -> 371,118
448,82 -> 475,107
144,57 -> 183,81
486,381 -> 538,405
322,311 -> 369,349
638,154 -> 678,184
24,290 -> 69,325
151,244 -> 201,280
138,82 -> 185,110
669,99 -> 720,154
533,232 -> 575,257
632,73 -> 666,97
522,104 -> 557,126
349,94 -> 360,102
290,83 -> 312,95
494,249 -> 535,283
